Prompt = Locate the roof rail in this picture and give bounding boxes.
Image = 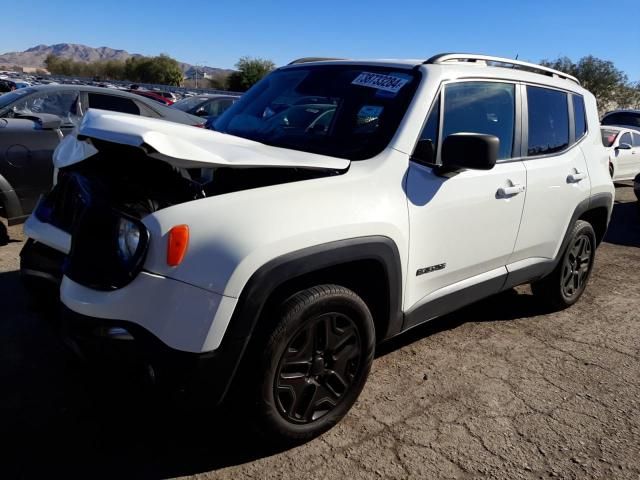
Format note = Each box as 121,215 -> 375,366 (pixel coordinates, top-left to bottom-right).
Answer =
287,57 -> 345,65
424,53 -> 580,85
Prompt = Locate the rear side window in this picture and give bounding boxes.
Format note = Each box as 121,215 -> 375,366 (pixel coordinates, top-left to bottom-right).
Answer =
527,86 -> 569,156
573,94 -> 587,140
633,133 -> 640,147
442,82 -> 515,159
88,93 -> 140,115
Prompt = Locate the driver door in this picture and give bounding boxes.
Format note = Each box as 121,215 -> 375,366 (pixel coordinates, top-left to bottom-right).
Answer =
405,80 -> 526,327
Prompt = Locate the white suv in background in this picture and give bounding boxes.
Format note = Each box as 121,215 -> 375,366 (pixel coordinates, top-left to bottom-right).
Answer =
21,54 -> 614,442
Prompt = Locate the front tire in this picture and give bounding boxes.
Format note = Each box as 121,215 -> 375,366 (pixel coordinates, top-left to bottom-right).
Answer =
531,220 -> 596,310
252,285 -> 375,443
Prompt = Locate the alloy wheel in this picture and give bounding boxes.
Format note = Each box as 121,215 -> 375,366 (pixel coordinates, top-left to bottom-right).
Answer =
274,312 -> 362,424
561,233 -> 592,299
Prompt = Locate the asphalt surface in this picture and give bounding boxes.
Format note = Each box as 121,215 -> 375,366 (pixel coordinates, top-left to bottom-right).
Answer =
1,184 -> 639,480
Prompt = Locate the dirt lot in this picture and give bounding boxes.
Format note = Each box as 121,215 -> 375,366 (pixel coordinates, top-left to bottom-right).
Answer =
1,184 -> 639,480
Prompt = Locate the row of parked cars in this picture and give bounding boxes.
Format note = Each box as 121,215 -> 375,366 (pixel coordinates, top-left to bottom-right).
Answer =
2,54 -> 639,444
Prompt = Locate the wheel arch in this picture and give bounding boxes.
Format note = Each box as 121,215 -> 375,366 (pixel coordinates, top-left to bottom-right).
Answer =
214,236 -> 404,404
555,192 -> 613,262
0,173 -> 24,225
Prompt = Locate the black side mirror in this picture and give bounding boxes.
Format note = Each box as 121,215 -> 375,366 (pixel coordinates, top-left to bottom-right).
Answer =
440,133 -> 499,171
616,143 -> 632,150
16,113 -> 63,130
195,109 -> 209,117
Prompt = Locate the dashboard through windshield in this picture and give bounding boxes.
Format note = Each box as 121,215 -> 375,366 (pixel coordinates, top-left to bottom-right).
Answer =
212,65 -> 420,160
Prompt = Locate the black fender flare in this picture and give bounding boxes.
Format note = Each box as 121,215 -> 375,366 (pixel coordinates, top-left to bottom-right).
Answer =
0,173 -> 24,225
555,192 -> 613,266
212,236 -> 404,404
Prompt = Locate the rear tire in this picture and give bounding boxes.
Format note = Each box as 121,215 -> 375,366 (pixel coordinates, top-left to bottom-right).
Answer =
531,220 -> 596,310
251,284 -> 375,443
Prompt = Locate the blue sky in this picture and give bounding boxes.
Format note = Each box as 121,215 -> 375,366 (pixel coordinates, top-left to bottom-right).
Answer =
7,0 -> 640,81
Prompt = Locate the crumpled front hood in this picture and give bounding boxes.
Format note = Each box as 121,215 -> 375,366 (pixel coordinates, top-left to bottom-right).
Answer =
54,109 -> 351,170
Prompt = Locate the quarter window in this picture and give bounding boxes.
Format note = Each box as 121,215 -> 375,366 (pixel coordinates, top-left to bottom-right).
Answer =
415,95 -> 440,164
442,82 -> 515,160
527,86 -> 569,156
633,133 -> 640,147
573,94 -> 587,140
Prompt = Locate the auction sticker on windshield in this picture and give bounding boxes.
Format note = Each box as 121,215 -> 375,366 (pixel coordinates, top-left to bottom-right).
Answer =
352,72 -> 409,93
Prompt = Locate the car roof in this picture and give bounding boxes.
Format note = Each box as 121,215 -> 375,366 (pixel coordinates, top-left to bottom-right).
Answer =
281,54 -> 588,94
7,84 -> 204,126
603,109 -> 640,115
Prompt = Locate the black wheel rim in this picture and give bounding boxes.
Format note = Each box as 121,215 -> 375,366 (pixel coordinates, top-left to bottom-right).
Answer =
561,233 -> 592,299
274,312 -> 362,424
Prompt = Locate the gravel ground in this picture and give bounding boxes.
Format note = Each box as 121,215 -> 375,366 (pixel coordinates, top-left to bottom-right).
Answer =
1,184 -> 638,480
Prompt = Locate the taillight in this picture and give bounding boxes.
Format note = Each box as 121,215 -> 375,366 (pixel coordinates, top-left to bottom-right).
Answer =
193,123 -> 205,128
167,225 -> 189,266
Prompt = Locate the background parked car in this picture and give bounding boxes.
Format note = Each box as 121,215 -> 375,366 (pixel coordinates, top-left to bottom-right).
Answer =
601,110 -> 640,132
171,94 -> 239,120
0,80 -> 17,93
0,85 -> 205,225
601,126 -> 640,180
129,89 -> 174,106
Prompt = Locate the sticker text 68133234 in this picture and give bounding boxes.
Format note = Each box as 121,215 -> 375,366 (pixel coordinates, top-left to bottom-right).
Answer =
351,72 -> 410,93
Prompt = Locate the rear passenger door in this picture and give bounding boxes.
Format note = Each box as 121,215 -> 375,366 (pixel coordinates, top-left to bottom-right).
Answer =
510,87 -> 591,264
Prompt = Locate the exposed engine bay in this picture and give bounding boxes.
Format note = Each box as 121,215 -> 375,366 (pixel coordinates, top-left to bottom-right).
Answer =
50,139 -> 344,222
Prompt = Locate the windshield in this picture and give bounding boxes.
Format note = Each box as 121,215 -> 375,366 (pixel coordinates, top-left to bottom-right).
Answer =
601,128 -> 620,147
212,65 -> 420,160
0,88 -> 36,112
602,112 -> 640,128
172,96 -> 208,112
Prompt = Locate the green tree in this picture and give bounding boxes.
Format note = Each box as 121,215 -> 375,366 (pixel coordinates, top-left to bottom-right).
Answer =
208,72 -> 230,90
227,56 -> 275,92
540,56 -> 630,110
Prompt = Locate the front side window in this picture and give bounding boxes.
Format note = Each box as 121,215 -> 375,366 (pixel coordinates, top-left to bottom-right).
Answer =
5,90 -> 81,125
633,133 -> 640,147
620,132 -> 632,147
213,65 -> 420,160
527,86 -> 569,156
573,94 -> 587,140
442,82 -> 515,160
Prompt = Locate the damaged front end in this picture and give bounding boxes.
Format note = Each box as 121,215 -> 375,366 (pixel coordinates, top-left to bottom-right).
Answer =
22,109 -> 350,292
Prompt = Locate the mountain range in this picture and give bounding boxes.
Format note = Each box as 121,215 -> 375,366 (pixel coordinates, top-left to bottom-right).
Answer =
0,43 -> 230,76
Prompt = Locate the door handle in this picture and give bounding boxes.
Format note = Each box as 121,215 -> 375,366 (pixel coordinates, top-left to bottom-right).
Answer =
567,171 -> 587,183
497,184 -> 526,197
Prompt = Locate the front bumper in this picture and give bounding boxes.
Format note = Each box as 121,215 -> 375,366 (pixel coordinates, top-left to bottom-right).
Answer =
61,306 -> 245,404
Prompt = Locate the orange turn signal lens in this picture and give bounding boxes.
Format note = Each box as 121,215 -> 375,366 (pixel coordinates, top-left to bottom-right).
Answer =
167,225 -> 189,266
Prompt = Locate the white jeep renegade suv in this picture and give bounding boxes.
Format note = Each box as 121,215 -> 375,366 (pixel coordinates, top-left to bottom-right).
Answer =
21,54 -> 614,442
